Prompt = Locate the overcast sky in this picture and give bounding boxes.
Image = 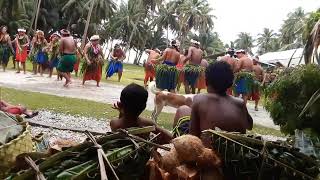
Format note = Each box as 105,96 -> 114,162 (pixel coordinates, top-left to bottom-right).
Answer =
210,0 -> 320,44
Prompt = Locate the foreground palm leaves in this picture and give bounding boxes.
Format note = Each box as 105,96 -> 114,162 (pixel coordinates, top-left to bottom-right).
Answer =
203,130 -> 319,180
7,127 -> 156,180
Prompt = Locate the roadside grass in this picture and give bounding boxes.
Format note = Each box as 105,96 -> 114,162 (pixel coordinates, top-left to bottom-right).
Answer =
0,87 -> 283,137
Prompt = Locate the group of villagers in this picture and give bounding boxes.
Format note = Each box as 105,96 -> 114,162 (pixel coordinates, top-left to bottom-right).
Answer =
144,39 -> 208,94
144,39 -> 275,111
0,26 -> 126,87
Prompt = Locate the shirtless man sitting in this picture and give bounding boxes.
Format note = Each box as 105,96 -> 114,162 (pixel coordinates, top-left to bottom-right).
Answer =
184,40 -> 203,94
251,56 -> 264,111
110,83 -> 172,144
57,29 -> 77,87
234,49 -> 254,104
173,61 -> 253,138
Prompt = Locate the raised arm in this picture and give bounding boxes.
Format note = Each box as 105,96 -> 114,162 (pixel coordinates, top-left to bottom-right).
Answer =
184,47 -> 193,64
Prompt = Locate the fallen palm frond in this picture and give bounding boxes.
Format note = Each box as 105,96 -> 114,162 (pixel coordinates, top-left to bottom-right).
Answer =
299,88 -> 320,117
203,130 -> 319,180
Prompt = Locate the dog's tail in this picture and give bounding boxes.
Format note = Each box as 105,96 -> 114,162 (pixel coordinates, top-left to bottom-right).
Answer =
148,81 -> 160,94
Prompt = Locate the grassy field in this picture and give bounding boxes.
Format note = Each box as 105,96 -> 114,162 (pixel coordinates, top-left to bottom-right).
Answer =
0,87 -> 283,137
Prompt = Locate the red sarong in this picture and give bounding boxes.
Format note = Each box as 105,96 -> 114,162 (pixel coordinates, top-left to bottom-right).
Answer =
16,47 -> 28,63
251,90 -> 260,101
144,62 -> 155,82
197,73 -> 206,89
83,64 -> 102,82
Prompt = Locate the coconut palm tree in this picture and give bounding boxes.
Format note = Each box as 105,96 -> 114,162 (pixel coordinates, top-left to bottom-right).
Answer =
176,0 -> 214,48
234,32 -> 254,55
188,31 -> 224,53
111,0 -> 147,52
152,3 -> 179,46
279,7 -> 306,50
257,28 -> 279,54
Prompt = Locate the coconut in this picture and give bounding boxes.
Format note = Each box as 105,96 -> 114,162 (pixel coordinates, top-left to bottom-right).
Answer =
160,147 -> 180,174
197,148 -> 222,168
172,135 -> 205,163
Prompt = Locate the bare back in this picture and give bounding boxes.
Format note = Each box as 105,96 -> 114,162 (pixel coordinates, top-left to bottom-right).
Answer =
60,36 -> 76,54
147,50 -> 160,63
163,48 -> 180,65
190,94 -> 253,137
237,56 -> 253,72
187,46 -> 203,65
253,64 -> 264,81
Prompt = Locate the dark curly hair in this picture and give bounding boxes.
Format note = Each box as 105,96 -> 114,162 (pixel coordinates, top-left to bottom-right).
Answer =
205,61 -> 234,95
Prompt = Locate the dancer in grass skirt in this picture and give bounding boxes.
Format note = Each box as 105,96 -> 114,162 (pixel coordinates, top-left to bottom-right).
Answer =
82,35 -> 104,87
144,48 -> 160,88
196,59 -> 209,93
234,49 -> 254,104
153,40 -> 180,92
46,32 -> 61,78
0,26 -> 14,72
31,30 -> 48,76
183,39 -> 203,94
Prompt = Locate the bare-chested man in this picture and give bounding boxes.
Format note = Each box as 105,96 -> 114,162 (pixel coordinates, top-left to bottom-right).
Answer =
172,61 -> 253,138
234,49 -> 254,104
153,40 -> 180,92
183,39 -> 203,94
57,29 -> 76,87
251,56 -> 264,111
221,48 -> 237,95
221,48 -> 237,71
176,49 -> 188,91
144,48 -> 160,88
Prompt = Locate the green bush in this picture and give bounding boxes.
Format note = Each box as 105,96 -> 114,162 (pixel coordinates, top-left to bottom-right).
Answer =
264,64 -> 320,135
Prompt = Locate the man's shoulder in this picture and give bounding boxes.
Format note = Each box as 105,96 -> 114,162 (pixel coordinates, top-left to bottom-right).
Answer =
228,96 -> 245,107
138,117 -> 156,126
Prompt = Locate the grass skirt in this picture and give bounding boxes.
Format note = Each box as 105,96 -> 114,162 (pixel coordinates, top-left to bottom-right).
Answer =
155,64 -> 178,91
234,72 -> 254,95
184,64 -> 202,87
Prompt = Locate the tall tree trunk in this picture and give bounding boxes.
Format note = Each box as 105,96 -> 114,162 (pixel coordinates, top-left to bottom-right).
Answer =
34,0 -> 42,31
106,39 -> 114,59
166,24 -> 169,47
67,17 -> 73,30
81,0 -> 95,49
137,50 -> 144,65
28,0 -> 38,35
133,49 -> 139,65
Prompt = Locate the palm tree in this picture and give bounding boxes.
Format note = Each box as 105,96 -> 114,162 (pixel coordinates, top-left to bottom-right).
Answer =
188,31 -> 224,53
257,28 -> 279,54
177,0 -> 214,48
279,7 -> 306,50
152,3 -> 179,47
234,32 -> 254,55
111,0 -> 147,52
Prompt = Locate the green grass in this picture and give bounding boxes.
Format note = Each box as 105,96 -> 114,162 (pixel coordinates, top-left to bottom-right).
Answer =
0,87 -> 283,136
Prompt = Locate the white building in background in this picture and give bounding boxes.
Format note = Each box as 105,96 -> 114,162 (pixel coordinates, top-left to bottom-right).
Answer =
259,48 -> 304,67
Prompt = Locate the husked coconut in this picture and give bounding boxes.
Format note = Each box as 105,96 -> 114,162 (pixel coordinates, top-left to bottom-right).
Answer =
172,135 -> 205,163
197,148 -> 222,168
160,147 -> 180,174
